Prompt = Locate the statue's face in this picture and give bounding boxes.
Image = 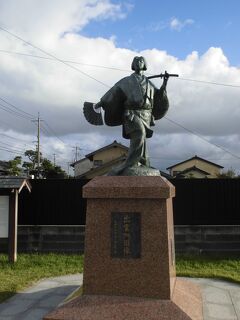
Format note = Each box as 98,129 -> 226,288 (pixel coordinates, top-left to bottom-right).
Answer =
135,57 -> 145,71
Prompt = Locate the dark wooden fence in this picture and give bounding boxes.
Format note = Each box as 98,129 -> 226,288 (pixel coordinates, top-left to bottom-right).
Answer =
18,178 -> 240,226
18,179 -> 88,225
172,179 -> 240,225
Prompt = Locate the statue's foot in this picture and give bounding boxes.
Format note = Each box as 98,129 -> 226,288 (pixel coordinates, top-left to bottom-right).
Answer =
107,164 -> 161,176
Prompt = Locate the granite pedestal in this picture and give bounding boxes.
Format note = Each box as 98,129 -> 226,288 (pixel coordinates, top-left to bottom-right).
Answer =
44,176 -> 203,320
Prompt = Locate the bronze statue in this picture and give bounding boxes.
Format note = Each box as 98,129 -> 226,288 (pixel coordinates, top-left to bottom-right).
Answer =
83,56 -> 178,176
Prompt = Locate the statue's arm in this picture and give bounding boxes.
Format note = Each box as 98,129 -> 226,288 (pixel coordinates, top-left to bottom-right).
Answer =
92,92 -> 115,111
94,101 -> 102,109
93,83 -> 126,127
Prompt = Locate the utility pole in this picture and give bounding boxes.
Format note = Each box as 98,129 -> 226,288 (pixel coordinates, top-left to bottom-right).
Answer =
37,113 -> 40,176
67,162 -> 71,178
73,146 -> 81,162
32,113 -> 43,178
53,154 -> 56,167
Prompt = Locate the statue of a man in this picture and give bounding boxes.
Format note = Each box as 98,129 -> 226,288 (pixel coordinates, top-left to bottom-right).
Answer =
84,56 -> 173,176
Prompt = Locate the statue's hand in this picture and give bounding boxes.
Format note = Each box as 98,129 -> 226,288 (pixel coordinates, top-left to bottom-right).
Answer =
163,71 -> 169,81
162,71 -> 169,88
163,71 -> 169,80
94,102 -> 102,109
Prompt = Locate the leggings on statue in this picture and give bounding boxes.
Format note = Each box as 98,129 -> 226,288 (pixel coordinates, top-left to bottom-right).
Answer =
124,127 -> 150,167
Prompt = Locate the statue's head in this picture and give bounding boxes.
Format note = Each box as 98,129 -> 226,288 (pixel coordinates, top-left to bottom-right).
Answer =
131,56 -> 147,71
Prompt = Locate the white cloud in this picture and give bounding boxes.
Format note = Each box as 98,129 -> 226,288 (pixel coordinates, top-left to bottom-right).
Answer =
0,1 -> 240,173
0,0 -> 130,47
170,17 -> 194,31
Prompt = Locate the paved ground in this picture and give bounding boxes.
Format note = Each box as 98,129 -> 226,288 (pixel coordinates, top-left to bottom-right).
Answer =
0,274 -> 83,320
185,278 -> 240,320
0,275 -> 239,320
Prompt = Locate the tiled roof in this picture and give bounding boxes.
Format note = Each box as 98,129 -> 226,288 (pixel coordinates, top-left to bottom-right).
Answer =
175,166 -> 210,176
0,161 -> 9,172
167,155 -> 224,170
75,155 -> 126,178
0,177 -> 31,192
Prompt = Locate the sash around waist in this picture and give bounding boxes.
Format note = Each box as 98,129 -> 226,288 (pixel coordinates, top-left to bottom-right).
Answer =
124,105 -> 152,110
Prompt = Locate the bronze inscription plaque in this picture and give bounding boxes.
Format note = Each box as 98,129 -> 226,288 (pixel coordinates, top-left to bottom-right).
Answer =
111,212 -> 141,258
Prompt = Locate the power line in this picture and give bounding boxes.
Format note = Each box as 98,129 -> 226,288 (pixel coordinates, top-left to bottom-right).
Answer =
1,25 -> 240,162
177,77 -> 240,88
33,119 -> 73,160
0,134 -> 34,152
39,123 -> 52,137
0,118 -> 30,131
42,121 -> 70,146
1,26 -> 240,95
0,132 -> 33,145
0,26 -> 109,88
0,110 -> 60,156
164,116 -> 240,160
0,146 -> 24,156
0,124 -> 69,165
41,122 -> 81,155
0,49 -> 130,73
0,141 -> 26,152
32,120 -> 69,165
0,102 -> 32,120
0,96 -> 35,118
40,123 -> 72,152
1,48 -> 240,89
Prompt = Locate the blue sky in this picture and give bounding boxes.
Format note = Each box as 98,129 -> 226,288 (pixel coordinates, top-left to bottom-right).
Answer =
82,0 -> 240,66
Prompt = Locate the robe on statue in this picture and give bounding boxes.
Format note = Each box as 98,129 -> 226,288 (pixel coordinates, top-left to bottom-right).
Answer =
99,73 -> 169,170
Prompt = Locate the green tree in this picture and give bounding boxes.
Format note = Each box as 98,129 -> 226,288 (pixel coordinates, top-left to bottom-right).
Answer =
217,168 -> 238,178
22,150 -> 43,177
41,158 -> 67,179
8,156 -> 22,176
7,149 -> 68,179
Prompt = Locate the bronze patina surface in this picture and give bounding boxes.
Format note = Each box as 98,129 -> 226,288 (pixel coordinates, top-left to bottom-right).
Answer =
83,56 -> 178,176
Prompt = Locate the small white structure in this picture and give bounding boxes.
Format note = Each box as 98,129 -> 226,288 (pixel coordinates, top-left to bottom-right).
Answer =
0,196 -> 9,238
0,177 -> 31,263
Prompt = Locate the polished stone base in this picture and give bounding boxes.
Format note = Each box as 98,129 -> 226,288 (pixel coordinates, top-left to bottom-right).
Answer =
82,176 -> 176,299
44,177 -> 203,320
43,279 -> 203,320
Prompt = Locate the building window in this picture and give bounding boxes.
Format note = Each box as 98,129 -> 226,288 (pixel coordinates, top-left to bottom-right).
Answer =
93,160 -> 103,167
172,171 -> 180,176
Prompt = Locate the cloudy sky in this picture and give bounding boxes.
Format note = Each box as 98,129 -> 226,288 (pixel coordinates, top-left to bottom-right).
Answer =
0,0 -> 240,174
